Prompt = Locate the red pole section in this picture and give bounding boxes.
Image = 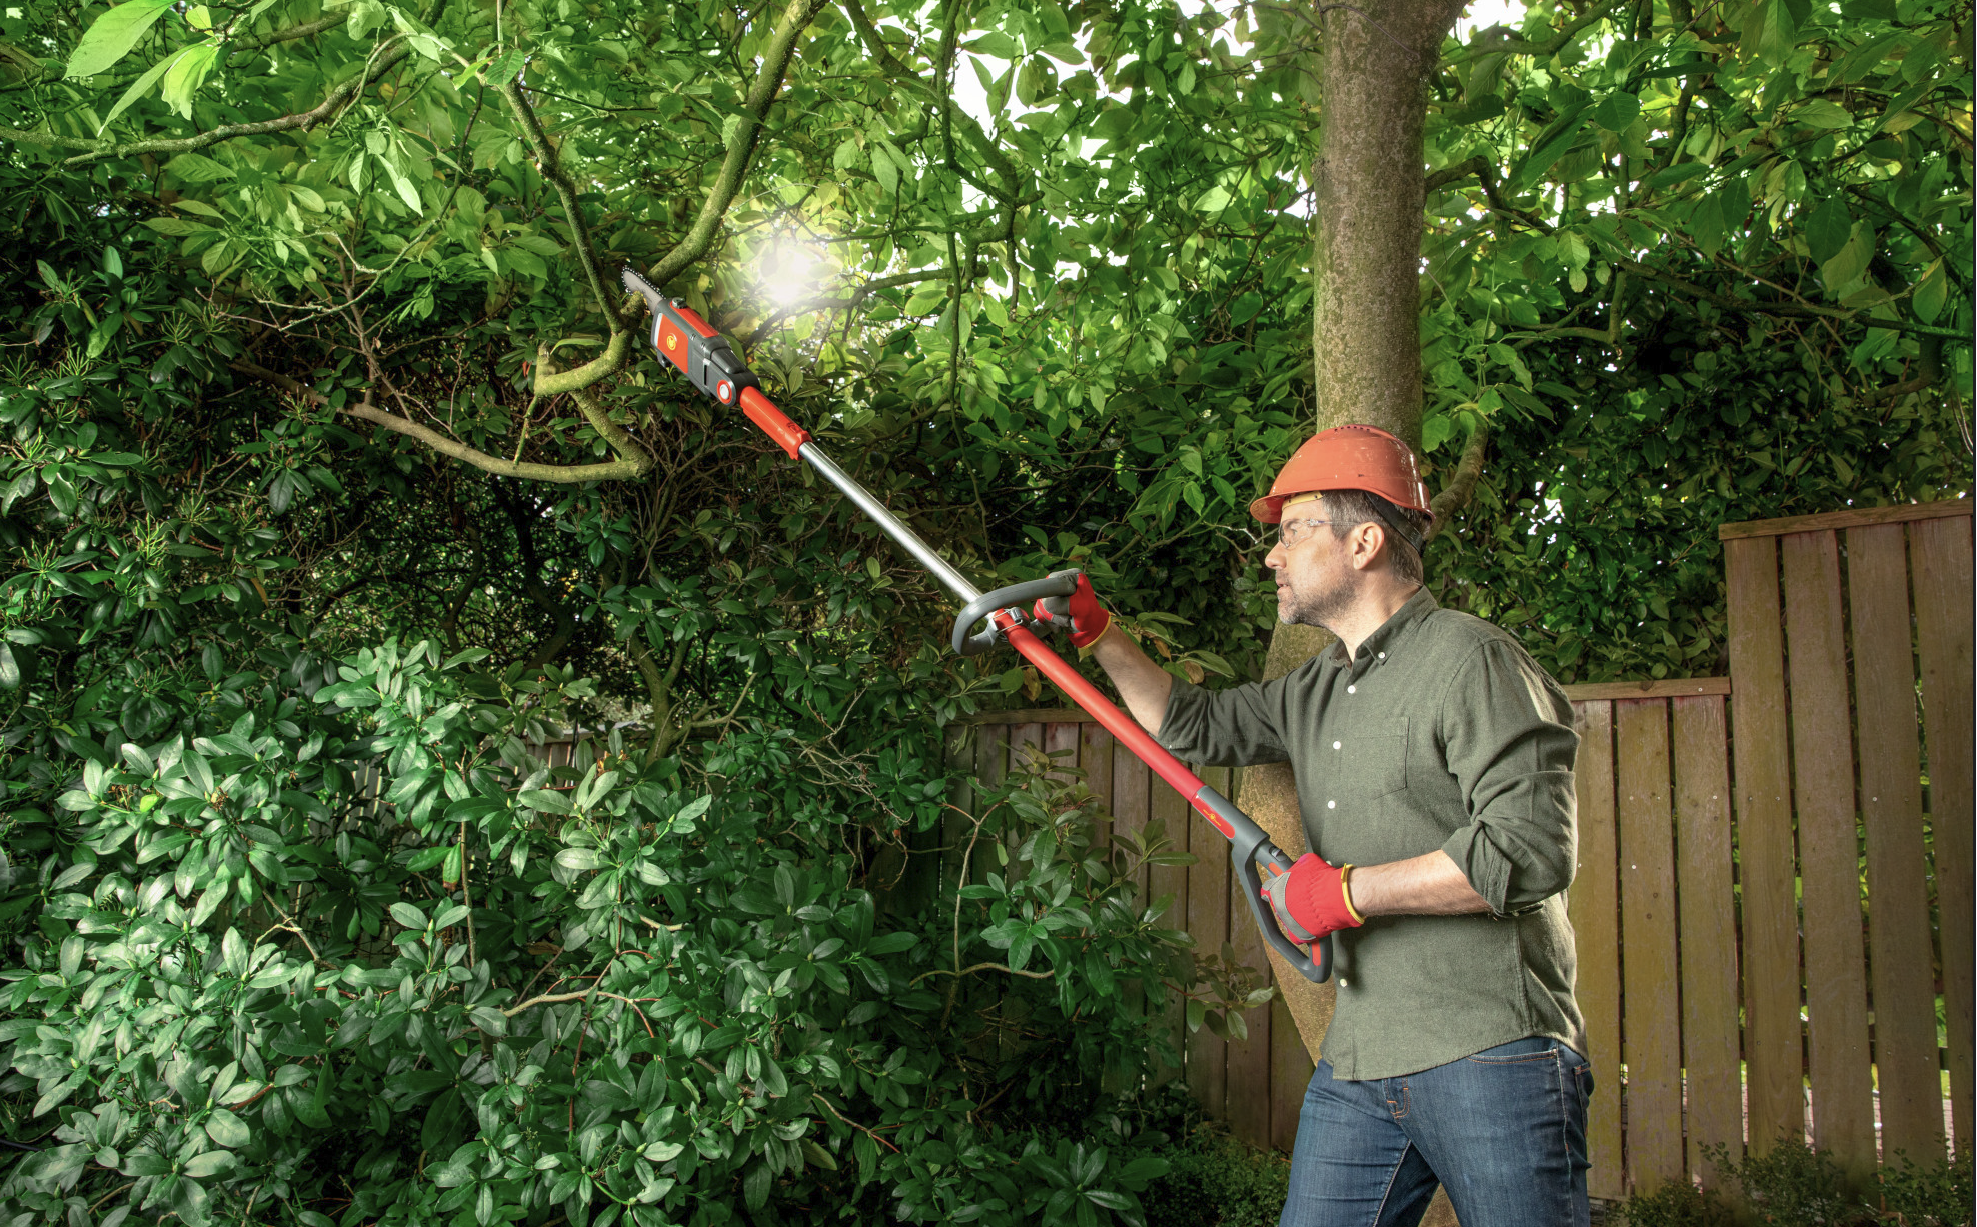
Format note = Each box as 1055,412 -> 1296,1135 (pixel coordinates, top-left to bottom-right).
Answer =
737,386 -> 811,460
1003,624 -> 1238,843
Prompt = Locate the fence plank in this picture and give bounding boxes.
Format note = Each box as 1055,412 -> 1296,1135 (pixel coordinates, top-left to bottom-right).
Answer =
1912,514 -> 1976,1156
1782,531 -> 1876,1182
1149,773 -> 1190,1088
1113,745 -> 1153,1041
1225,767 -> 1273,1151
1187,766 -> 1232,1120
1271,985 -> 1313,1153
1845,523 -> 1946,1162
1673,694 -> 1742,1186
1725,534 -> 1807,1150
1569,700 -> 1624,1201
1081,724 -> 1115,849
943,725 -> 977,898
1618,698 -> 1684,1190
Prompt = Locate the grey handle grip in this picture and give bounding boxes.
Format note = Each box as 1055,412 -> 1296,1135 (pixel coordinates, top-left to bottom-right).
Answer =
1195,786 -> 1333,984
950,574 -> 1081,657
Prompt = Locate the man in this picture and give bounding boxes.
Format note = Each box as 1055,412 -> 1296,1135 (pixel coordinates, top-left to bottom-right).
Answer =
1034,424 -> 1589,1227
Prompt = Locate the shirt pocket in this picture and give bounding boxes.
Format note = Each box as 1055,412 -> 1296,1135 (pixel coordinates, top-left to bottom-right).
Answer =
1333,716 -> 1409,802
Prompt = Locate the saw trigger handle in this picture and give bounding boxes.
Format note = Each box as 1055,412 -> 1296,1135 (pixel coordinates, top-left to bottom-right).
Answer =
950,574 -> 1081,657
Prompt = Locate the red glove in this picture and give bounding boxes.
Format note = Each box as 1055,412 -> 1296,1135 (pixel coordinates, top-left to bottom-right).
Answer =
1031,569 -> 1112,649
1261,853 -> 1365,947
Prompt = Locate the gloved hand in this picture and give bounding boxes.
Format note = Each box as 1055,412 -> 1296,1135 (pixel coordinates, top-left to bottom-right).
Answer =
1031,569 -> 1112,648
1260,852 -> 1365,947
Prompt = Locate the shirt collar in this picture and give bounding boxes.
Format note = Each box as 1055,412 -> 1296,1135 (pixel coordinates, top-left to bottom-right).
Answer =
1328,586 -> 1440,668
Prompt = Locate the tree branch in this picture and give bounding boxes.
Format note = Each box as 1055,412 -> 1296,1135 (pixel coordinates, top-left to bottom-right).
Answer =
1426,421 -> 1487,540
1449,0 -> 1629,63
495,79 -> 624,332
641,0 -> 833,290
910,961 -> 1056,986
16,43 -> 415,168
231,360 -> 650,483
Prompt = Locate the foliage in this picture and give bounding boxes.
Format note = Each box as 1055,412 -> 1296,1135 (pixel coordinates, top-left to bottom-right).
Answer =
0,0 -> 1970,1221
0,0 -> 1965,696
0,631 -> 1294,1225
1613,1138 -> 1973,1227
1138,1121 -> 1291,1227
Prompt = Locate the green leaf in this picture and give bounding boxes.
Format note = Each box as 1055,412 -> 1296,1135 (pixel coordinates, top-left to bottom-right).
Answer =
555,847 -> 603,872
519,788 -> 572,814
469,1006 -> 508,1035
98,43 -> 194,132
867,931 -> 917,955
159,40 -> 220,120
406,845 -> 451,872
1592,92 -> 1640,131
1803,199 -> 1853,265
165,153 -> 234,183
389,901 -> 427,930
183,1149 -> 234,1177
1794,98 -> 1854,129
66,0 -> 177,79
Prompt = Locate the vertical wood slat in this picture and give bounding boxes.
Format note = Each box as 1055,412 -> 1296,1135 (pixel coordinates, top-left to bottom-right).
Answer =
1845,524 -> 1946,1162
943,725 -> 976,897
1113,748 -> 1152,1033
1270,985 -> 1312,1154
1044,722 -> 1080,784
1617,699 -> 1684,1190
1912,515 -> 1976,1156
1781,532 -> 1876,1182
1148,774 -> 1190,1087
1673,695 -> 1744,1186
1186,766 -> 1232,1120
1224,765 -> 1273,1151
1569,700 -> 1624,1201
1081,724 -> 1115,850
1726,535 -> 1807,1150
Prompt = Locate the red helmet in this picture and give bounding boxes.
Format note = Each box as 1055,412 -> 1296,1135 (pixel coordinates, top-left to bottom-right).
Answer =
1249,424 -> 1432,523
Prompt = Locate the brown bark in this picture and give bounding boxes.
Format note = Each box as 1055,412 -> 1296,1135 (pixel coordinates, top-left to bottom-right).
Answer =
1251,10 -> 1482,1217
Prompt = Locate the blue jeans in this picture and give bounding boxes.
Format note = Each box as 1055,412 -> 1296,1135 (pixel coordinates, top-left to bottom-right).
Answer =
1279,1036 -> 1593,1227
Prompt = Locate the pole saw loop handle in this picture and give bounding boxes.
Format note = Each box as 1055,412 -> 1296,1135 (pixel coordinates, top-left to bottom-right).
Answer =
1196,786 -> 1333,983
950,574 -> 1082,657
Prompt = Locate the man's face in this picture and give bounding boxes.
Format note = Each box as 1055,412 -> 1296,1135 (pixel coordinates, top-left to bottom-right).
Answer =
1262,499 -> 1357,629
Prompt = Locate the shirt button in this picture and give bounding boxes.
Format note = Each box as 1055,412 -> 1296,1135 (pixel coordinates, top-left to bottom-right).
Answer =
1327,800 -> 1336,809
1378,652 -> 1386,660
1333,741 -> 1342,750
1346,685 -> 1356,694
1339,978 -> 1349,987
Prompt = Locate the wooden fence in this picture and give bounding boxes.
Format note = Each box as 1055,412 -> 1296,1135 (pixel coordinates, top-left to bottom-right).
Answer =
936,498 -> 1972,1202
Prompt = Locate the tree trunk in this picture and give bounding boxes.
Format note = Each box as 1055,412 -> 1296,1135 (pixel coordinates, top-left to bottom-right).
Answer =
1250,4 -> 1466,1221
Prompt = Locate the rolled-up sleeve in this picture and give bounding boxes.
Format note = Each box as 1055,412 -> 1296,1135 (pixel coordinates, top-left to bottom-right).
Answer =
1155,673 -> 1297,767
1437,641 -> 1580,915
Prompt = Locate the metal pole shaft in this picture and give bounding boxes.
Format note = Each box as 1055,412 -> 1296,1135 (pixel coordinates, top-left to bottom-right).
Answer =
797,443 -> 982,605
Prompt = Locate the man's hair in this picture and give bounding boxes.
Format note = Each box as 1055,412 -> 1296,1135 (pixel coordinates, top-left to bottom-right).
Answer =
1319,489 -> 1431,585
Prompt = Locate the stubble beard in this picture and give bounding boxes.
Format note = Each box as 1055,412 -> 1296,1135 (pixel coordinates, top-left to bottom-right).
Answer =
1274,562 -> 1353,632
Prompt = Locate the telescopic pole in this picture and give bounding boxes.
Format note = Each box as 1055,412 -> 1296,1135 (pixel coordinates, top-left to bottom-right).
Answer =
621,268 -> 1330,983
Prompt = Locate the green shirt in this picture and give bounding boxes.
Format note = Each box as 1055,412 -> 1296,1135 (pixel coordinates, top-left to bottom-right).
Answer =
1157,587 -> 1585,1079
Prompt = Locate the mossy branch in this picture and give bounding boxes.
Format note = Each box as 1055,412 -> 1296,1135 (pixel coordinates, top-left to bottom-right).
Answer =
232,359 -> 650,484
640,0 -> 833,291
0,43 -> 415,168
495,78 -> 624,332
1426,421 -> 1487,542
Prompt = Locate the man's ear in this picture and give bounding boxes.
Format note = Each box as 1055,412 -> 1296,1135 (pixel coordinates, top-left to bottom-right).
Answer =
1347,521 -> 1386,572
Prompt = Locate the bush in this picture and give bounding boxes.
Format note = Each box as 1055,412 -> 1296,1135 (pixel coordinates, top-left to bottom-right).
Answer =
1875,1150 -> 1973,1227
1613,1136 -> 1973,1227
0,638 -> 1274,1226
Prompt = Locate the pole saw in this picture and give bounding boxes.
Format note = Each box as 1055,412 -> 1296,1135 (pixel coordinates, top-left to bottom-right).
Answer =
620,268 -> 1331,985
